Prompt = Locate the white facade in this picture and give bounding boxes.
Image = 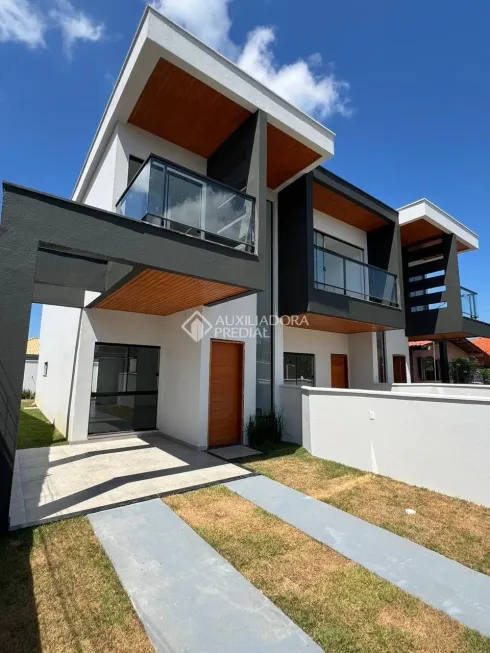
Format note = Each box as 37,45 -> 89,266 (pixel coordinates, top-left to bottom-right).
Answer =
302,386 -> 490,507
23,360 -> 38,394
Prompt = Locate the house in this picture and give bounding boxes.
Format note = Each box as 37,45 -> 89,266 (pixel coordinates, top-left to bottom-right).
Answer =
23,338 -> 40,394
409,338 -> 490,382
1,6 -> 490,534
399,200 -> 490,381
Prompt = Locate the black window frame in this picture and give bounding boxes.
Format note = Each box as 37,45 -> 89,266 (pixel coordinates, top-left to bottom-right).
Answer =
283,352 -> 315,387
43,361 -> 48,377
376,331 -> 387,383
127,155 -> 145,186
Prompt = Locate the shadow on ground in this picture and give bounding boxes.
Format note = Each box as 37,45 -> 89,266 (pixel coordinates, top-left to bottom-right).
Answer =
0,528 -> 40,652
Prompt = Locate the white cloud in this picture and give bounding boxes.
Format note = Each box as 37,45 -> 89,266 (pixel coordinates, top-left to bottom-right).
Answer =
150,0 -> 351,121
150,0 -> 235,56
50,0 -> 104,57
0,0 -> 46,49
0,0 -> 104,57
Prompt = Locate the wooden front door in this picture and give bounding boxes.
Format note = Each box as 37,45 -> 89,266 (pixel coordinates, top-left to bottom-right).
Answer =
393,355 -> 407,383
208,341 -> 244,447
331,354 -> 349,388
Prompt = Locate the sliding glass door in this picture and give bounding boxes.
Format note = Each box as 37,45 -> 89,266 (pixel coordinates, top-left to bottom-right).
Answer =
89,343 -> 160,435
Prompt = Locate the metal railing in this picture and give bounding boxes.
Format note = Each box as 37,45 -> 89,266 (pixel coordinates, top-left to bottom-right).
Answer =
116,155 -> 256,254
461,287 -> 478,319
314,244 -> 399,307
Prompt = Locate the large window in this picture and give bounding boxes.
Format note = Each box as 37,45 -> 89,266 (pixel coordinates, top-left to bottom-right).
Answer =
89,343 -> 160,435
376,331 -> 387,383
284,353 -> 315,386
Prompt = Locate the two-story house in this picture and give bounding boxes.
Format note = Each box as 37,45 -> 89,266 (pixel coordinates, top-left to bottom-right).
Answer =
1,7 -> 489,534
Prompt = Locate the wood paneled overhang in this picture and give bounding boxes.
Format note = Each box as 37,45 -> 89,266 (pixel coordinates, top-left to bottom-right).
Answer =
292,313 -> 394,334
313,182 -> 387,231
401,219 -> 469,252
128,58 -> 322,191
95,269 -> 246,316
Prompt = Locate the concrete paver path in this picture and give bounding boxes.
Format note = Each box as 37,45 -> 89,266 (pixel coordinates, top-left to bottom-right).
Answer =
89,499 -> 321,653
225,475 -> 490,637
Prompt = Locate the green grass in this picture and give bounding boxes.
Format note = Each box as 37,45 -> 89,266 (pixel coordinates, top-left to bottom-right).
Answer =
17,407 -> 67,449
244,443 -> 490,577
0,518 -> 152,653
167,486 -> 490,653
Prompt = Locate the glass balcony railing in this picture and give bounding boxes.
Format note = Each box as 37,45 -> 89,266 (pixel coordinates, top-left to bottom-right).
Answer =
116,156 -> 256,254
314,244 -> 399,307
461,287 -> 478,319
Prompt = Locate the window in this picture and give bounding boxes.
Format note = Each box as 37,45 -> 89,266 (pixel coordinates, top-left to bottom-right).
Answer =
127,155 -> 144,185
43,362 -> 48,377
284,353 -> 315,386
376,331 -> 387,383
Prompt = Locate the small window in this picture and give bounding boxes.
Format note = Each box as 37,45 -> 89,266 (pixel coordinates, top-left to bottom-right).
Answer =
284,353 -> 315,386
127,155 -> 144,185
43,362 -> 48,377
376,331 -> 387,383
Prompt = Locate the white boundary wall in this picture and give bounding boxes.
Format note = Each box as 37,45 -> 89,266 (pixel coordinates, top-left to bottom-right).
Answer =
280,385 -> 302,444
302,387 -> 490,507
392,383 -> 490,398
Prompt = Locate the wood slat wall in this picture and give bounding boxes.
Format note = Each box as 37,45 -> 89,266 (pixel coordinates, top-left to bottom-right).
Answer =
313,183 -> 387,232
400,219 -> 468,252
129,58 -> 251,159
267,124 -> 320,190
96,269 -> 245,316
128,58 -> 322,190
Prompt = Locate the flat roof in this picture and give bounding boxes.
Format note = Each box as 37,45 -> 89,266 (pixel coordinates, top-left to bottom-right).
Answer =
73,7 -> 336,202
398,198 -> 479,252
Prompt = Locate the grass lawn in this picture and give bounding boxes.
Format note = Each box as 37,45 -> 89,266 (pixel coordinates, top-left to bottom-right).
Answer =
166,486 -> 490,653
244,444 -> 490,577
17,406 -> 67,449
0,517 -> 152,653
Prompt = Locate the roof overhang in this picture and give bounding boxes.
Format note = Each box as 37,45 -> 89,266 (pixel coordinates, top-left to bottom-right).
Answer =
398,199 -> 479,252
313,168 -> 398,231
73,7 -> 335,201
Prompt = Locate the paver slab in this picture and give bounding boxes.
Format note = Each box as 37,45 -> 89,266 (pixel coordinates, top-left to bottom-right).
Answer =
225,475 -> 490,637
89,499 -> 321,653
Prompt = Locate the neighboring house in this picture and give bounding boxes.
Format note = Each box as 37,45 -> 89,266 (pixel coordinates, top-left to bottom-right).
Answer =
399,200 -> 490,381
23,337 -> 40,394
1,7 -> 490,533
409,338 -> 490,382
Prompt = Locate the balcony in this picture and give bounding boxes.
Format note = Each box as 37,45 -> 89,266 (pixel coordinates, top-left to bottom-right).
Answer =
116,156 -> 256,254
314,240 -> 400,308
461,287 -> 478,319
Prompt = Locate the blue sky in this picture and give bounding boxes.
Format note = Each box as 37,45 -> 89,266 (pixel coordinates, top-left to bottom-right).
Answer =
1,0 -> 489,337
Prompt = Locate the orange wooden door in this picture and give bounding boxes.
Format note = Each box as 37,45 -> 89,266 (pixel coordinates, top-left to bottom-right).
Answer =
393,355 -> 407,383
208,341 -> 244,447
331,354 -> 349,388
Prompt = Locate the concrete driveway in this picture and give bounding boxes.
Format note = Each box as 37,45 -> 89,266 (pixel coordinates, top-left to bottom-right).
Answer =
9,433 -> 251,529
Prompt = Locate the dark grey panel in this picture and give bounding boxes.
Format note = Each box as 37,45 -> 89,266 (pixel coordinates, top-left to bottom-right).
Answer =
105,262 -> 135,291
462,318 -> 490,338
0,228 -> 37,534
308,289 -> 405,330
33,283 -> 86,307
207,112 -> 258,191
35,249 -> 107,292
278,174 -> 312,317
2,183 -> 267,292
404,234 -> 463,338
278,172 -> 404,330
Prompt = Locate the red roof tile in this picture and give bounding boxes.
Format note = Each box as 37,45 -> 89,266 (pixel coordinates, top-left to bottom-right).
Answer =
471,338 -> 490,356
408,340 -> 432,348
